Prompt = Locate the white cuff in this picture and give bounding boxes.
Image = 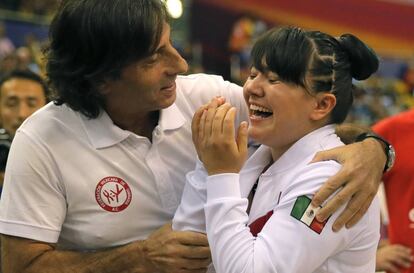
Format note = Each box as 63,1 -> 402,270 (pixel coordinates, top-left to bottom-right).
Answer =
207,173 -> 241,200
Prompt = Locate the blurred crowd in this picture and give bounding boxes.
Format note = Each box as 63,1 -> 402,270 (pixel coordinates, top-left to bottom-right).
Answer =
226,15 -> 414,127
348,69 -> 414,126
1,7 -> 413,128
0,0 -> 60,16
0,22 -> 45,79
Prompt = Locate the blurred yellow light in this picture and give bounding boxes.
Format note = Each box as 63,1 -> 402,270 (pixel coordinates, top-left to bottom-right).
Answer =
165,0 -> 183,19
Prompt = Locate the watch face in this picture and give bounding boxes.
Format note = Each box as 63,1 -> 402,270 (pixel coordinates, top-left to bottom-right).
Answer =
387,144 -> 396,170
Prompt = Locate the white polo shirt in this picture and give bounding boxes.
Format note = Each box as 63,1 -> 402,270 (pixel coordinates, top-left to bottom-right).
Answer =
173,125 -> 380,273
0,73 -> 247,250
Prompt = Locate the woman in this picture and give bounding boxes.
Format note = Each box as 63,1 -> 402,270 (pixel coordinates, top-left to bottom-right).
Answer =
173,26 -> 380,273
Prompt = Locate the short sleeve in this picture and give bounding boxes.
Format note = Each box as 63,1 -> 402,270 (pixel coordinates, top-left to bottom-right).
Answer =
0,130 -> 66,243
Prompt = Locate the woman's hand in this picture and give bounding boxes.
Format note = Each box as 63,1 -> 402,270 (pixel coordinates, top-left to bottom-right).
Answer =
191,97 -> 248,175
376,241 -> 413,273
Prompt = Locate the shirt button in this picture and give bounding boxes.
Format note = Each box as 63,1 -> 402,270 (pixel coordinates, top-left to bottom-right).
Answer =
154,127 -> 161,136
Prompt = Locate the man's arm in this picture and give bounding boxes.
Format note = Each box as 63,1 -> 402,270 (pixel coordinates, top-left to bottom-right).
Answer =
2,235 -> 153,273
310,123 -> 387,231
1,223 -> 211,273
334,123 -> 370,144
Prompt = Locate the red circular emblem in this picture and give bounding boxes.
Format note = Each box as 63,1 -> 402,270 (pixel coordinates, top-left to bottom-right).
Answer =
95,176 -> 132,212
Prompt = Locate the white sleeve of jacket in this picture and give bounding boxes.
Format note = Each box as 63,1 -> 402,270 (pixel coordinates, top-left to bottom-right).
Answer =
172,159 -> 208,233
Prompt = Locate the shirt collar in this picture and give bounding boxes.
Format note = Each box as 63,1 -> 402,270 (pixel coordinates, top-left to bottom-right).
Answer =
265,124 -> 338,174
159,102 -> 186,131
81,102 -> 186,149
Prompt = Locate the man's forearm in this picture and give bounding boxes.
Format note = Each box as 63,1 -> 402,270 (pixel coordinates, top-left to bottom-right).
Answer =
2,235 -> 156,273
335,123 -> 371,144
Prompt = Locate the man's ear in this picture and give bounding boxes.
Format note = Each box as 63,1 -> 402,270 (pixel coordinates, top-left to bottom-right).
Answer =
310,93 -> 336,121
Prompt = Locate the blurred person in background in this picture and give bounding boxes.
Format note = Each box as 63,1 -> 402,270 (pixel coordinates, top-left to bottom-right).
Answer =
0,1 -> 390,273
0,53 -> 18,79
19,0 -> 60,15
0,69 -> 48,190
15,47 -> 41,74
0,23 -> 14,61
0,69 -> 48,273
373,109 -> 414,273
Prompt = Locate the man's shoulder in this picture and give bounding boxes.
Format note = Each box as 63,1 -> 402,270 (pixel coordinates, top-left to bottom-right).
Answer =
19,102 -> 79,136
177,73 -> 225,84
175,73 -> 243,109
176,73 -> 242,95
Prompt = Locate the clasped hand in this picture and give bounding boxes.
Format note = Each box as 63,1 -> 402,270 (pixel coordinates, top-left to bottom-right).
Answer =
192,97 -> 248,175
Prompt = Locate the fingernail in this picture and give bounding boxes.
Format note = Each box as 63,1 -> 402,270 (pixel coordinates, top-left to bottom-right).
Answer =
345,222 -> 355,229
332,224 -> 340,232
241,121 -> 248,131
315,213 -> 325,222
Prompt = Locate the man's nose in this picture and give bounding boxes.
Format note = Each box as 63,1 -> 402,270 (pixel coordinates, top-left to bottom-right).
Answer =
167,47 -> 188,75
18,103 -> 32,120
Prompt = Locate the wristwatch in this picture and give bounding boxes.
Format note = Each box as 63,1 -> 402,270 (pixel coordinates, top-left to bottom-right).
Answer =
355,132 -> 396,173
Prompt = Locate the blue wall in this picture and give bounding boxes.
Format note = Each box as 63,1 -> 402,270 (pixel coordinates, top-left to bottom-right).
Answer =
2,19 -> 49,47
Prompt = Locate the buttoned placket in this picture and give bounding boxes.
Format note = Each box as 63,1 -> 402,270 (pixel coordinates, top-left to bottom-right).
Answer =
145,125 -> 179,214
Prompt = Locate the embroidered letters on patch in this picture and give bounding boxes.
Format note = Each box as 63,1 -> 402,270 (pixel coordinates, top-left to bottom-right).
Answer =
95,176 -> 132,212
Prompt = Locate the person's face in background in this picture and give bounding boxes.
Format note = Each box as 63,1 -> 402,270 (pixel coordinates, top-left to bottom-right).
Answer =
0,77 -> 47,138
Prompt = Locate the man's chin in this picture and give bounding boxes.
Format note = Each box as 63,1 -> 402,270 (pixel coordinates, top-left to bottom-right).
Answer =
160,92 -> 176,108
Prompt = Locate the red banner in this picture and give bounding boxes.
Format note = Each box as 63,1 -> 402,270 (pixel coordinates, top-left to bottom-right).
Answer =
199,0 -> 414,58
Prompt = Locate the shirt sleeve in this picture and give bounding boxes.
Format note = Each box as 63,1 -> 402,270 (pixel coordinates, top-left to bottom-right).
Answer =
204,162 -> 379,273
172,159 -> 208,233
222,79 -> 249,126
0,130 -> 66,243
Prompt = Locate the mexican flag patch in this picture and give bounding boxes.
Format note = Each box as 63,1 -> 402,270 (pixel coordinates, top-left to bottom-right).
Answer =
290,195 -> 328,234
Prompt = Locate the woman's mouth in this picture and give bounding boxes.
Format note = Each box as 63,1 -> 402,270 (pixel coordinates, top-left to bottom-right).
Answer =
249,104 -> 273,119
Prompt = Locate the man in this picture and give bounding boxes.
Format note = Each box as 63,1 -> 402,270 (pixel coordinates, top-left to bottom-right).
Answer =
373,110 -> 414,273
0,1 -> 389,273
0,69 -> 48,138
0,69 -> 48,187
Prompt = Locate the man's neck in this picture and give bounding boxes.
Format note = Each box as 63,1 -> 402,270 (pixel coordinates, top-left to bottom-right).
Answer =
107,109 -> 160,140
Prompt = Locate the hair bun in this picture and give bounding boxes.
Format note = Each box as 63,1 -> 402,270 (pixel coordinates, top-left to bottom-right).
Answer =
338,34 -> 379,80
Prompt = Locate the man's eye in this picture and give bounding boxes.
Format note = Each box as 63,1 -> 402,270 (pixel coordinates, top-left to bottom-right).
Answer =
249,74 -> 257,79
5,99 -> 18,107
27,99 -> 39,107
147,53 -> 160,63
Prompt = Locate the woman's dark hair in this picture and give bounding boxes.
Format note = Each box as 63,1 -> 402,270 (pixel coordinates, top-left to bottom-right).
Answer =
45,0 -> 167,118
250,26 -> 379,124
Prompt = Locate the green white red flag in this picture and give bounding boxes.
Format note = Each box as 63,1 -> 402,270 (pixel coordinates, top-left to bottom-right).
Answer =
290,195 -> 328,234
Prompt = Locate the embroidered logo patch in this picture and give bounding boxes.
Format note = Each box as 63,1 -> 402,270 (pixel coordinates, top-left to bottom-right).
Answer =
290,195 -> 328,234
95,176 -> 132,212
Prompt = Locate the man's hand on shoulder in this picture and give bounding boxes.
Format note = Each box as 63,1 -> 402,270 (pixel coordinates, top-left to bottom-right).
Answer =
310,135 -> 385,231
